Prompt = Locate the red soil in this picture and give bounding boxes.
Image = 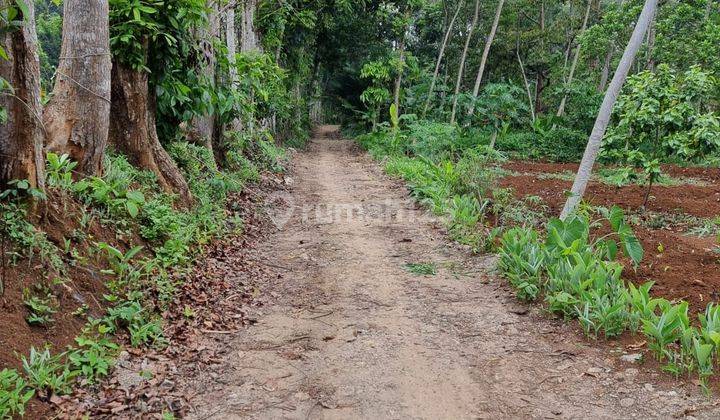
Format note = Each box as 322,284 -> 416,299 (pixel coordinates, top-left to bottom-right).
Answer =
0,192 -> 144,417
499,161 -> 720,315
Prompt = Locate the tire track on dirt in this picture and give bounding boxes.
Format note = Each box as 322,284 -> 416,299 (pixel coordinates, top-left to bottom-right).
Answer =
184,126 -> 720,419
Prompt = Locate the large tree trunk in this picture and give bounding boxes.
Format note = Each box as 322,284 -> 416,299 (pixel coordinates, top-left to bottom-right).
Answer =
422,0 -> 464,118
0,1 -> 45,190
240,0 -> 261,53
109,61 -> 193,205
468,0 -> 505,117
43,0 -> 111,176
560,0 -> 658,219
450,0 -> 480,125
189,0 -> 219,150
556,0 -> 592,118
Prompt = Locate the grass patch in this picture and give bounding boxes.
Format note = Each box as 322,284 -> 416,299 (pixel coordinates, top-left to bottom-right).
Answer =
404,262 -> 437,276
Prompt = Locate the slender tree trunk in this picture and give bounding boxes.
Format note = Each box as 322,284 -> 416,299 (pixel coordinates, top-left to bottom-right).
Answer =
109,61 -> 193,205
534,0 -> 546,114
644,8 -> 656,71
423,0 -> 464,118
556,0 -> 592,118
450,0 -> 480,125
393,35 -> 406,114
43,0 -> 111,176
560,0 -> 658,219
516,41 -> 535,123
468,0 -> 505,117
189,0 -> 219,150
598,44 -> 614,91
0,1 -> 45,190
598,0 -> 623,92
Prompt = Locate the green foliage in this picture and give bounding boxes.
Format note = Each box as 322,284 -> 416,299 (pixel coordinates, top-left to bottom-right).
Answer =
497,205 -> 720,387
364,121 -> 539,252
109,0 -> 206,71
74,174 -> 146,219
67,334 -> 119,383
105,300 -> 166,348
35,0 -> 62,87
464,83 -> 528,136
0,368 -> 34,419
23,284 -> 58,326
498,207 -> 642,337
46,153 -> 77,190
0,184 -> 64,276
96,242 -> 143,282
604,65 -> 720,163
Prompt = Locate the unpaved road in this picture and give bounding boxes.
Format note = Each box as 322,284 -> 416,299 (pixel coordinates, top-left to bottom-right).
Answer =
184,126 -> 720,419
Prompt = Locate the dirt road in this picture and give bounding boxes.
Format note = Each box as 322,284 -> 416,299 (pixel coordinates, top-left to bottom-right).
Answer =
184,126 -> 719,419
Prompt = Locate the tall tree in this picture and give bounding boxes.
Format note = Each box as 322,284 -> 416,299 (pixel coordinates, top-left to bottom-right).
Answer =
43,0 -> 112,175
422,0 -> 463,118
450,0 -> 480,125
560,0 -> 659,219
393,30 -> 407,113
188,0 -> 219,151
556,0 -> 592,117
0,0 -> 45,190
109,61 -> 193,204
468,0 -> 504,117
240,0 -> 261,52
108,0 -> 196,205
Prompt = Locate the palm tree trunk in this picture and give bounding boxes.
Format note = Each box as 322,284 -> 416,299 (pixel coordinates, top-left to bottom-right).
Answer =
560,0 -> 659,219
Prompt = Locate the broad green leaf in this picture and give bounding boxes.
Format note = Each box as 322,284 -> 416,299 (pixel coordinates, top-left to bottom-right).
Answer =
125,201 -> 139,218
608,205 -> 624,232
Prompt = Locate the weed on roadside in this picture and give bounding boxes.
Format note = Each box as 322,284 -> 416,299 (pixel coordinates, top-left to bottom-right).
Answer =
405,262 -> 437,276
